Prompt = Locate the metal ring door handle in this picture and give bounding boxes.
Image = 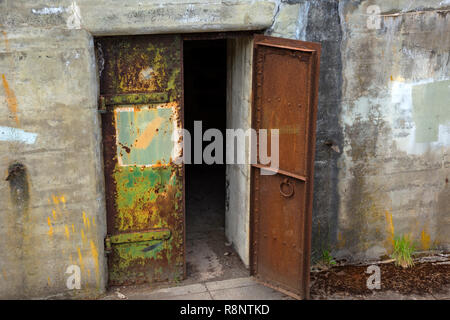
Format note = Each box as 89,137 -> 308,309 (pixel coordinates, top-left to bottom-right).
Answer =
280,178 -> 294,198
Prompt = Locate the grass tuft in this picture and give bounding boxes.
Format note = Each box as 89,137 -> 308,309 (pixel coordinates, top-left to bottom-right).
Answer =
391,235 -> 416,268
321,249 -> 337,266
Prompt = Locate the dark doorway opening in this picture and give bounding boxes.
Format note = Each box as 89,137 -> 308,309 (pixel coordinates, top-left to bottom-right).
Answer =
183,39 -> 247,283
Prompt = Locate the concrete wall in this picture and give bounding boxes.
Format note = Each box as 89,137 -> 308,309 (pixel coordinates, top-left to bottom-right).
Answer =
336,0 -> 450,261
0,28 -> 106,298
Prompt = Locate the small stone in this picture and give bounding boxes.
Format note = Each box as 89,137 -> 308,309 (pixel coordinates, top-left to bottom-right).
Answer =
115,291 -> 127,299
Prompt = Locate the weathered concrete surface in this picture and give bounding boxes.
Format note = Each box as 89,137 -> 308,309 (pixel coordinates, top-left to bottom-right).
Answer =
0,28 -> 107,299
0,0 -> 276,35
336,0 -> 450,261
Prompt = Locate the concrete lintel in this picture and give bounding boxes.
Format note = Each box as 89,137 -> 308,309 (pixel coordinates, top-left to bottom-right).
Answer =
1,1 -> 277,36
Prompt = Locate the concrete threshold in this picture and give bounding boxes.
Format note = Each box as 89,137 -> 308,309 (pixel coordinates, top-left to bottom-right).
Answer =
102,277 -> 292,300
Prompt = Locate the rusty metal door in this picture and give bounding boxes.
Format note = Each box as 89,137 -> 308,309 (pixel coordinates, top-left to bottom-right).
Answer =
250,35 -> 320,299
96,35 -> 184,285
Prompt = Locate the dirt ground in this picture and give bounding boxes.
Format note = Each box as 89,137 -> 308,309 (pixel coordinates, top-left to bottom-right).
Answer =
310,254 -> 450,299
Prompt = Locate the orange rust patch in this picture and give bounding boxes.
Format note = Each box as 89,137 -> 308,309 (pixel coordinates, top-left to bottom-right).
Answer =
421,230 -> 431,250
1,31 -> 9,51
2,74 -> 19,126
133,116 -> 164,149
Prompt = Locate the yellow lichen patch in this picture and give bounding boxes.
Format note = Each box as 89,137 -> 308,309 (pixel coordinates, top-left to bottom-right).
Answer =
72,224 -> 75,233
421,230 -> 431,250
90,240 -> 100,287
60,196 -> 66,208
51,194 -> 60,205
385,211 -> 395,248
337,231 -> 346,249
92,217 -> 96,227
77,247 -> 84,272
82,211 -> 87,228
47,277 -> 51,286
64,225 -> 70,240
81,229 -> 86,243
50,195 -> 63,218
47,217 -> 53,236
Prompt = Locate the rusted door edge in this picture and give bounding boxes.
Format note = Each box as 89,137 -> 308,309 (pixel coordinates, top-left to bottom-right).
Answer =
301,38 -> 320,300
253,34 -> 321,53
180,36 -> 186,280
251,276 -> 303,300
251,164 -> 307,182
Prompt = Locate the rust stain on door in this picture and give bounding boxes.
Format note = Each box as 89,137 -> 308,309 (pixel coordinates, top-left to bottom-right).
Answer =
96,35 -> 184,285
250,35 -> 321,299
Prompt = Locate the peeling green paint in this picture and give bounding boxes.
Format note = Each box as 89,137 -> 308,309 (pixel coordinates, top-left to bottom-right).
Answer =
115,106 -> 176,166
98,35 -> 184,286
412,80 -> 450,143
113,165 -> 178,232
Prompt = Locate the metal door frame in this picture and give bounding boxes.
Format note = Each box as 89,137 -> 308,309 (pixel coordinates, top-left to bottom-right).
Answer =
96,32 -> 320,292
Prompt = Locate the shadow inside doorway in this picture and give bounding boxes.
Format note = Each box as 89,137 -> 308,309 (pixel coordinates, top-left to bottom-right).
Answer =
183,39 -> 248,284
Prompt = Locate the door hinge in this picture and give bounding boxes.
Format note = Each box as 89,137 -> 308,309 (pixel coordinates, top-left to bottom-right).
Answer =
104,229 -> 172,253
98,96 -> 107,113
98,93 -> 169,113
104,234 -> 112,255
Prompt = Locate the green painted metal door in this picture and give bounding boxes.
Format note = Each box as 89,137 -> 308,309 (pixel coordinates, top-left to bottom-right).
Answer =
96,35 -> 184,285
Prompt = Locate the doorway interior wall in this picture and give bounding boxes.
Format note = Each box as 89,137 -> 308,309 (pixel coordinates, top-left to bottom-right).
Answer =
225,36 -> 254,268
